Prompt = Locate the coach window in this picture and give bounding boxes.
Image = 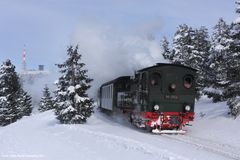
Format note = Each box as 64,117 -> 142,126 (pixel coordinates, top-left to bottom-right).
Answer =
107,86 -> 110,98
102,88 -> 104,98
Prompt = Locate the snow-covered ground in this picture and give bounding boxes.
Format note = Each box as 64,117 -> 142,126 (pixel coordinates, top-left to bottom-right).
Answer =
0,97 -> 240,160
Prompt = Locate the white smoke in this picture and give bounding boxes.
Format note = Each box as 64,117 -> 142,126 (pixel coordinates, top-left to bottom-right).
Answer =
21,20 -> 167,104
71,21 -> 167,98
21,71 -> 59,112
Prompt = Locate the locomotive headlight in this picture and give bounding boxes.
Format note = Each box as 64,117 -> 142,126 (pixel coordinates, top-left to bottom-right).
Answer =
185,105 -> 191,111
154,105 -> 160,111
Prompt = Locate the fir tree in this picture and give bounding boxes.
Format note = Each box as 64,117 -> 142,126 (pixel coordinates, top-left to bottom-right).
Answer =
203,18 -> 232,102
225,1 -> 240,116
18,89 -> 32,117
227,96 -> 240,118
172,24 -> 194,65
0,60 -> 22,125
0,60 -> 32,126
54,45 -> 94,124
236,0 -> 240,14
39,85 -> 54,112
160,37 -> 173,61
172,25 -> 210,70
190,27 -> 210,70
191,27 -> 211,97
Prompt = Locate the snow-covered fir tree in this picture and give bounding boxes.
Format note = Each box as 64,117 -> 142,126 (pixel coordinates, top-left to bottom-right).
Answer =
54,45 -> 94,124
172,25 -> 210,70
225,1 -> 240,116
227,96 -> 240,118
39,85 -> 54,112
0,60 -> 32,126
172,24 -> 195,65
160,36 -> 173,61
203,18 -> 232,102
18,89 -> 32,117
236,0 -> 240,15
191,27 -> 211,96
0,60 -> 21,125
190,27 -> 210,70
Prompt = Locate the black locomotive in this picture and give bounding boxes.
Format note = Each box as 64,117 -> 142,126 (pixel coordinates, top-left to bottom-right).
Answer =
99,63 -> 197,133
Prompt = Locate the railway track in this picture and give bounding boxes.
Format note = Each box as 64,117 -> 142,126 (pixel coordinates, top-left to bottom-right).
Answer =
97,111 -> 240,160
162,134 -> 240,160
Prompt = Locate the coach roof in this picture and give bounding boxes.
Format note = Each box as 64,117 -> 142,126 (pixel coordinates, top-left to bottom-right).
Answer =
100,76 -> 131,87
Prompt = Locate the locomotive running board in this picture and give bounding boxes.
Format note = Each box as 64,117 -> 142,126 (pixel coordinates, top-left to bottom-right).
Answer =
152,129 -> 186,134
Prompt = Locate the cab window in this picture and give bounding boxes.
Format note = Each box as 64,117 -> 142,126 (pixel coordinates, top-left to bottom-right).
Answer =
150,72 -> 161,87
183,75 -> 194,89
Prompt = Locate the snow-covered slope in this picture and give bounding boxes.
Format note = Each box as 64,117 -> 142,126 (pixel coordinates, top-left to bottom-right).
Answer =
0,97 -> 240,160
191,96 -> 240,148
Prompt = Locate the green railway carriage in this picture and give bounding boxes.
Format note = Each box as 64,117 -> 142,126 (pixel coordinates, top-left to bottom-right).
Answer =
100,76 -> 131,112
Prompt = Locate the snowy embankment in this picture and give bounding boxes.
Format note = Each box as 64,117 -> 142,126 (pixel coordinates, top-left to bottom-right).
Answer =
0,97 -> 240,160
190,96 -> 240,148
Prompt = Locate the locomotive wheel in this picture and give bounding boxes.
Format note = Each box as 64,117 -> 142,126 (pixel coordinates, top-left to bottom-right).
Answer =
128,113 -> 133,123
146,126 -> 153,132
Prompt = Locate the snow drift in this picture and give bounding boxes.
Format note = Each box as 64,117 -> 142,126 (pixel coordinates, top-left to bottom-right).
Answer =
0,97 -> 240,160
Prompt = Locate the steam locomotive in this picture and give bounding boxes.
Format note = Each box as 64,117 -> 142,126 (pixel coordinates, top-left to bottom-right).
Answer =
99,63 -> 197,134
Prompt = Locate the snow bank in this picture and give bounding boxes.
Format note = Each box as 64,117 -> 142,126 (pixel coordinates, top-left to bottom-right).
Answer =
0,111 -> 188,160
189,96 -> 240,148
0,97 -> 240,160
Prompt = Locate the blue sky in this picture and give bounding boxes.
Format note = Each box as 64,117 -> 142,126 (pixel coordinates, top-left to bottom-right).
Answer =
0,0 -> 236,72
